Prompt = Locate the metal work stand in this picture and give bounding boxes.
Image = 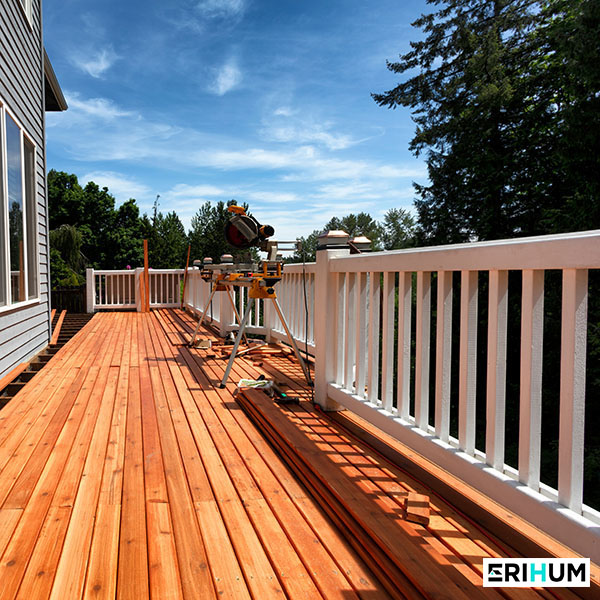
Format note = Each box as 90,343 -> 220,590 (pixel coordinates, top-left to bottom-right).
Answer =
219,296 -> 312,388
189,284 -> 247,347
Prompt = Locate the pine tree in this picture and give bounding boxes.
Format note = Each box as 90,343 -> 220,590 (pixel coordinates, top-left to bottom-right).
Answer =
373,0 -> 600,243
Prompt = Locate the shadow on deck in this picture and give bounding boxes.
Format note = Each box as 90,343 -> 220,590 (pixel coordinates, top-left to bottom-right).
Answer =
0,309 -> 594,599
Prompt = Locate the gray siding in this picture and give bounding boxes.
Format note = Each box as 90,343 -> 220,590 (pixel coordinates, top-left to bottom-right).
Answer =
0,0 -> 51,379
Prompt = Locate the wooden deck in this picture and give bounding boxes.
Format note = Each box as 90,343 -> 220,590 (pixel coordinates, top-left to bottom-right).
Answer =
0,310 -> 590,599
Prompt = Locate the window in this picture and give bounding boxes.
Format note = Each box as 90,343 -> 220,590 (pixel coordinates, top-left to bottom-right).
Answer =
0,103 -> 39,309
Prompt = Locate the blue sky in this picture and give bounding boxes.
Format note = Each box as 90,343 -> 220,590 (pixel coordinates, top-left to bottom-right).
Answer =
44,0 -> 429,241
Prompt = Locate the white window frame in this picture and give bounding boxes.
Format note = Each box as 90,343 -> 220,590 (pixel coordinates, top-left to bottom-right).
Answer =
0,98 -> 40,314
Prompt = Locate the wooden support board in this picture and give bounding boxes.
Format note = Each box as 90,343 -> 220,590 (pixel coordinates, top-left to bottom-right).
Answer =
49,310 -> 67,345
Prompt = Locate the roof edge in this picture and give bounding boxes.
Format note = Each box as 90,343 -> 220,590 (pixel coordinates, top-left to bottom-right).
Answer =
44,49 -> 67,112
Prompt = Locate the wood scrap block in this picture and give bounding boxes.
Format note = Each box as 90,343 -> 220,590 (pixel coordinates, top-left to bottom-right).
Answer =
405,492 -> 430,526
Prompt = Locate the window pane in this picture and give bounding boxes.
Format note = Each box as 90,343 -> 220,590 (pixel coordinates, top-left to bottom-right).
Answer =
6,114 -> 25,303
25,138 -> 37,299
0,112 -> 6,307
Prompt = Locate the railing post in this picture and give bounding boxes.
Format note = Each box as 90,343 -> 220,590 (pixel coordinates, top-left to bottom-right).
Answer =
218,286 -> 233,338
86,268 -> 95,313
314,231 -> 350,411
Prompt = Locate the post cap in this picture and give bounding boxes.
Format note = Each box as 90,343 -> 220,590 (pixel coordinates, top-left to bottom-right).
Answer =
349,236 -> 372,253
317,230 -> 349,250
220,254 -> 234,264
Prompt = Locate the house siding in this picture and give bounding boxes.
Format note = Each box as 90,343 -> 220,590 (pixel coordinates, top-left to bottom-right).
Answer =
0,0 -> 51,379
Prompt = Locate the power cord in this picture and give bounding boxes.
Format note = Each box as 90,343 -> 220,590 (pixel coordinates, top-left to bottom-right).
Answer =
301,244 -> 315,403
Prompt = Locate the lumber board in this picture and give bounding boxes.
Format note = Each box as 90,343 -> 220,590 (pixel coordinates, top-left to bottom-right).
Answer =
155,310 -> 416,599
50,310 -> 66,345
160,326 -> 377,599
143,315 -> 282,599
0,362 -> 28,392
237,390 -> 490,600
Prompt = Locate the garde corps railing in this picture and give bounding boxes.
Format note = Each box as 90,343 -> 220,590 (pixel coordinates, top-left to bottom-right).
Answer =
85,230 -> 600,561
86,268 -> 184,311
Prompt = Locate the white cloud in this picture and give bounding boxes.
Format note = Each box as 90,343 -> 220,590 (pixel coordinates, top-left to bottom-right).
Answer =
80,171 -> 152,202
196,0 -> 246,19
168,184 -> 226,198
261,107 -> 363,151
64,92 -> 134,121
209,59 -> 242,95
72,47 -> 119,78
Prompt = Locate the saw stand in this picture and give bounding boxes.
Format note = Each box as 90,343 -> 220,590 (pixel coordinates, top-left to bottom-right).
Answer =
188,278 -> 250,348
218,280 -> 312,389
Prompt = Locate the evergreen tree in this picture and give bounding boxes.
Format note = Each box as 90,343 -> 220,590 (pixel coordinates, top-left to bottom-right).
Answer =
381,208 -> 416,250
373,0 -> 600,243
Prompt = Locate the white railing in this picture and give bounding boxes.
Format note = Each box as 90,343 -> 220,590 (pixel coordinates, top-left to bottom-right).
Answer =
148,269 -> 184,307
314,229 -> 600,563
84,231 -> 600,560
88,270 -> 137,309
272,263 -> 315,352
86,268 -> 184,312
182,264 -> 315,352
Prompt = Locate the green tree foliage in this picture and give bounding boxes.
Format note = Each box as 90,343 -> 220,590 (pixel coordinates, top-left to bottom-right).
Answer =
373,0 -> 600,243
325,213 -> 383,250
290,229 -> 321,263
381,208 -> 416,250
109,199 -> 146,269
147,211 -> 188,268
48,170 -> 135,269
288,210 -> 416,262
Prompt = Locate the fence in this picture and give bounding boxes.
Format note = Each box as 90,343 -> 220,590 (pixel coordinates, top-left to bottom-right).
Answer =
84,230 -> 600,560
314,229 -> 600,562
86,268 -> 184,312
51,285 -> 86,312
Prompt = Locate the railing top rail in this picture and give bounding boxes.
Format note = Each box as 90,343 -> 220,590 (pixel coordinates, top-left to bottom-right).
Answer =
283,262 -> 317,274
94,270 -> 137,275
330,229 -> 600,272
148,269 -> 185,274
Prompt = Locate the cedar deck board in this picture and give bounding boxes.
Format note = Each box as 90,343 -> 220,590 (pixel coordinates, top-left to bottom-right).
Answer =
169,308 -> 593,600
0,309 -> 591,599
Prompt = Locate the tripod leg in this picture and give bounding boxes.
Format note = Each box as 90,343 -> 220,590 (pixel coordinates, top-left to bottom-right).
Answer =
226,287 -> 248,346
272,298 -> 312,385
189,284 -> 217,346
220,298 -> 254,388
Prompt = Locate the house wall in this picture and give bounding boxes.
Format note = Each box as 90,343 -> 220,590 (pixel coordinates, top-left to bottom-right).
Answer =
0,0 -> 50,379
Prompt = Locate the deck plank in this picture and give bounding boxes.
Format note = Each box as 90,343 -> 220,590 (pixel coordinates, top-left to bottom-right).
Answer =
116,316 -> 149,600
138,316 -> 217,600
0,309 -> 590,600
158,310 -> 397,599
144,314 -> 282,599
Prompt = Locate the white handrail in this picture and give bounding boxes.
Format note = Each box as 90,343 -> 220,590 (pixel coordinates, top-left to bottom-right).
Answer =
84,230 -> 600,561
314,229 -> 600,563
